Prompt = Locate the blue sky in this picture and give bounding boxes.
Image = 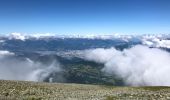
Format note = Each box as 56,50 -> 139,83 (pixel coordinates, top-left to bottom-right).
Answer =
0,0 -> 170,35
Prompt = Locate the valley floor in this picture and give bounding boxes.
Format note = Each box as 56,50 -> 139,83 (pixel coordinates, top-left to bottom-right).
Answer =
0,80 -> 170,100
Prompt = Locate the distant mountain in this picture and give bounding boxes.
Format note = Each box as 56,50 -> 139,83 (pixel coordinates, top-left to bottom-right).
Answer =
1,33 -> 170,50
0,33 -> 170,85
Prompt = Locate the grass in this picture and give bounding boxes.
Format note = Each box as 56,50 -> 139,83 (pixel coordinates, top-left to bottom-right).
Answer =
0,80 -> 170,100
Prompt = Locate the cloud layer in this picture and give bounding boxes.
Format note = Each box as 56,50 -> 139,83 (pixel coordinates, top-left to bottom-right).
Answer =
83,45 -> 170,86
0,50 -> 60,82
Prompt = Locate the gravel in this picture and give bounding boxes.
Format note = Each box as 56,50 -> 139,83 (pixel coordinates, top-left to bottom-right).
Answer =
0,80 -> 170,100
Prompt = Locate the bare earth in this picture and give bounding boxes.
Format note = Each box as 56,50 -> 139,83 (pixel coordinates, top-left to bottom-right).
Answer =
0,80 -> 170,100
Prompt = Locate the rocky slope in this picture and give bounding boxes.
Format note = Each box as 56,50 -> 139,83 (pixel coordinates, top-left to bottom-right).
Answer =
0,80 -> 170,100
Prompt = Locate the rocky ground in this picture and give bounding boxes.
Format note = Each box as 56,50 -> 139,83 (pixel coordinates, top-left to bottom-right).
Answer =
0,80 -> 170,100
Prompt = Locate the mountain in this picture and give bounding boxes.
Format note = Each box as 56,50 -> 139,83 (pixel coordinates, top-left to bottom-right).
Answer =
0,33 -> 170,86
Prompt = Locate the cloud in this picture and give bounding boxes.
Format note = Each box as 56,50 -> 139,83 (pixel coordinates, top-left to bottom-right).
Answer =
0,50 -> 14,56
83,48 -> 121,63
0,40 -> 5,43
82,45 -> 170,86
8,32 -> 26,41
3,32 -> 135,40
30,33 -> 56,39
0,50 -> 61,82
141,35 -> 170,49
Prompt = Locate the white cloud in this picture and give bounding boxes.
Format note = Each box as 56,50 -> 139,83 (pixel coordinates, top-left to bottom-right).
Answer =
30,33 -> 56,39
0,51 -> 61,81
141,34 -> 170,49
82,45 -> 170,86
0,50 -> 14,56
0,40 -> 5,43
3,32 -> 135,40
83,48 -> 121,63
142,38 -> 170,48
8,32 -> 26,41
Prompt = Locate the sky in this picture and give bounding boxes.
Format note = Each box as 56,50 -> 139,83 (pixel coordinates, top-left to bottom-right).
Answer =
0,0 -> 170,35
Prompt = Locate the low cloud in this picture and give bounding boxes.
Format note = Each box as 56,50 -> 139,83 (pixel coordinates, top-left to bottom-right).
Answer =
0,50 -> 61,82
142,36 -> 170,48
83,45 -> 170,86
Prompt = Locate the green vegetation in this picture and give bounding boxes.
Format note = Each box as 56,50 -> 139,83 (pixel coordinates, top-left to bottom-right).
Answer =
49,56 -> 125,86
0,80 -> 170,100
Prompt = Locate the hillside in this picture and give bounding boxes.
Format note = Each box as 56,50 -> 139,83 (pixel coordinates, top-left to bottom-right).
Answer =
0,80 -> 170,100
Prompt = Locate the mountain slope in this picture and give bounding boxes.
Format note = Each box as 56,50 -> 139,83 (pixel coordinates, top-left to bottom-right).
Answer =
0,80 -> 170,100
